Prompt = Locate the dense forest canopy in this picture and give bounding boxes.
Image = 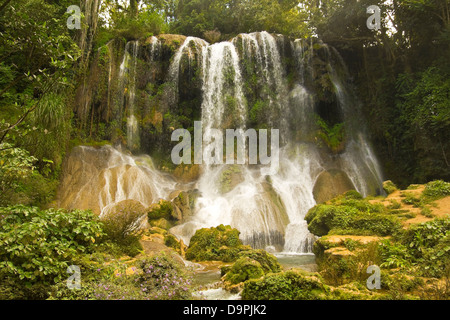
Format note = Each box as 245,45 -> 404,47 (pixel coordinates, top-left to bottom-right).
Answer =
0,0 -> 449,207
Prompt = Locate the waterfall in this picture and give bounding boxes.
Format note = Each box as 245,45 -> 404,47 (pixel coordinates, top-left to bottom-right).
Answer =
233,32 -> 289,135
66,33 -> 385,254
168,36 -> 208,107
57,145 -> 176,216
325,45 -> 384,197
118,41 -> 140,151
171,36 -> 289,250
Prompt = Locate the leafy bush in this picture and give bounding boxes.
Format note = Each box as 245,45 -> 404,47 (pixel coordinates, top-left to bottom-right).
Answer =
0,143 -> 37,205
398,218 -> 450,277
101,200 -> 145,257
422,180 -> 450,200
379,240 -> 413,269
0,205 -> 104,290
137,253 -> 193,300
185,225 -> 249,262
316,116 -> 346,153
49,271 -> 147,300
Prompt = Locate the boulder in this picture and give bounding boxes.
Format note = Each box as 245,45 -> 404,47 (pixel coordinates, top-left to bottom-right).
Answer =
313,169 -> 355,204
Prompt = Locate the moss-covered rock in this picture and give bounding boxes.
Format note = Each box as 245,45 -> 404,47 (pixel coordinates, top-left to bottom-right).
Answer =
313,169 -> 356,204
224,257 -> 265,284
185,225 -> 250,262
218,165 -> 244,194
149,217 -> 172,230
241,269 -> 331,300
237,249 -> 281,274
305,195 -> 401,237
147,199 -> 177,220
383,180 -> 398,195
164,233 -> 181,250
173,165 -> 200,183
170,190 -> 198,221
221,249 -> 282,285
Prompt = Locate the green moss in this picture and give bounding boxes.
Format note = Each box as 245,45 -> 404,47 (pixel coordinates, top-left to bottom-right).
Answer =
383,180 -> 398,194
224,257 -> 265,284
306,197 -> 401,237
238,249 -> 281,274
344,190 -> 363,200
185,225 -> 249,262
241,270 -> 331,300
164,234 -> 181,250
218,165 -> 243,194
222,249 -> 282,284
147,200 -> 176,221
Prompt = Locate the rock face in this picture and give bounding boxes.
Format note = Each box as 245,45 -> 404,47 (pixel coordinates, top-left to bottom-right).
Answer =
313,169 -> 356,204
57,145 -> 175,215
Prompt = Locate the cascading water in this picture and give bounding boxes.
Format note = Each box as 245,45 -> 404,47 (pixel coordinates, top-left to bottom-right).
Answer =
65,32 -> 385,254
118,41 -> 140,151
57,145 -> 176,216
171,37 -> 290,250
169,32 -> 384,253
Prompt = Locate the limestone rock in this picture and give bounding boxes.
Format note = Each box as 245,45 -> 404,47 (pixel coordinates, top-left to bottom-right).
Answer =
313,169 -> 355,204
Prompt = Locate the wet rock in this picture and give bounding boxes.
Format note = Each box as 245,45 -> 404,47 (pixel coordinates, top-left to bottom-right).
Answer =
313,169 -> 355,204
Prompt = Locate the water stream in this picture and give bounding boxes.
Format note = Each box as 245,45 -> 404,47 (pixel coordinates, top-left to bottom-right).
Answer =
60,32 -> 385,255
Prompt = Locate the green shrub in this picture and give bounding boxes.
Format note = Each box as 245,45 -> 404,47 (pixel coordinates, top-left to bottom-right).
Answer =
0,205 -> 104,293
379,240 -> 413,269
423,180 -> 450,200
305,204 -> 357,236
137,253 -> 193,300
316,116 -> 346,153
399,218 -> 450,277
101,200 -> 145,257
